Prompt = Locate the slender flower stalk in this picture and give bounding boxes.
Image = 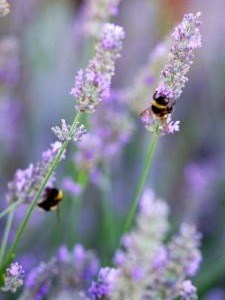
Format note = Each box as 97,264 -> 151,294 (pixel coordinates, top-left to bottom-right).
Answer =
123,131 -> 158,233
0,211 -> 14,266
123,12 -> 202,235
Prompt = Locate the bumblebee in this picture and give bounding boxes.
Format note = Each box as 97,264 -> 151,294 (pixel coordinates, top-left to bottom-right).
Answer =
38,187 -> 63,211
140,91 -> 175,122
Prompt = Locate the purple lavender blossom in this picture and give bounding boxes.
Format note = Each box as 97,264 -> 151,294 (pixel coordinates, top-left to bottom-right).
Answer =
167,224 -> 202,278
89,267 -> 120,300
1,262 -> 24,293
90,189 -> 201,299
180,280 -> 197,300
57,244 -> 100,288
25,258 -> 57,300
6,141 -> 65,204
142,12 -> 202,135
0,0 -> 10,17
70,23 -> 124,113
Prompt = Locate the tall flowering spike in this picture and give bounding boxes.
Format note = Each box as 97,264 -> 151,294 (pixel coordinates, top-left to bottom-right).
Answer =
51,119 -> 87,142
83,0 -> 121,37
70,23 -> 125,113
0,0 -> 10,16
141,12 -> 202,135
89,268 -> 120,300
25,259 -> 58,300
1,262 -> 24,293
19,244 -> 99,298
6,141 -> 65,204
91,189 -> 201,299
57,244 -> 100,289
167,224 -> 202,278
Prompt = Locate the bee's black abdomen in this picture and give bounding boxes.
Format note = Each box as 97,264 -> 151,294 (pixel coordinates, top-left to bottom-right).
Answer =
38,187 -> 63,211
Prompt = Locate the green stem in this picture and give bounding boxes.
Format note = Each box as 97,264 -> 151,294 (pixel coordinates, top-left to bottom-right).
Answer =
123,132 -> 158,233
100,164 -> 116,265
0,199 -> 23,219
1,111 -> 81,273
0,211 -> 14,266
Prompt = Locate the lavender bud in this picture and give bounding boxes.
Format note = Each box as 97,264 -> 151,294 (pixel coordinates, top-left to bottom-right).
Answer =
2,262 -> 25,293
25,259 -> 58,299
180,280 -> 198,300
52,119 -> 87,142
89,267 -> 120,300
6,141 -> 65,204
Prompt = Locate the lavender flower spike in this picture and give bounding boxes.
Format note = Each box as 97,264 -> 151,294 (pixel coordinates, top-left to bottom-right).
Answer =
91,189 -> 201,299
6,141 -> 65,204
143,12 -> 202,135
0,0 -> 10,16
2,262 -> 25,293
70,23 -> 125,113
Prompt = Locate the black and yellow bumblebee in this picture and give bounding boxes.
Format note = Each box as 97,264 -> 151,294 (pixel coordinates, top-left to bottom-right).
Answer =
38,187 -> 63,212
140,91 -> 175,122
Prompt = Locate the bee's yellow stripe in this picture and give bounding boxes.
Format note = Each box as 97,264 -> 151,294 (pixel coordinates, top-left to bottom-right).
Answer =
55,190 -> 63,201
152,100 -> 166,109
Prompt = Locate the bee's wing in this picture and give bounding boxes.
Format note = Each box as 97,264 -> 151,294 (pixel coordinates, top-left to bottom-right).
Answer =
140,106 -> 154,126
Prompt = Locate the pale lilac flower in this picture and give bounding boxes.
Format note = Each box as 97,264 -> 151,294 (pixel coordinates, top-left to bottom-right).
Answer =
167,224 -> 202,277
142,12 -> 202,135
0,0 -> 10,17
25,258 -> 58,300
19,244 -> 99,298
51,119 -> 87,142
70,23 -> 124,113
2,262 -> 24,293
57,244 -> 100,288
91,189 -> 201,299
6,141 -> 65,204
89,267 -> 120,299
83,0 -> 121,37
180,280 -> 197,300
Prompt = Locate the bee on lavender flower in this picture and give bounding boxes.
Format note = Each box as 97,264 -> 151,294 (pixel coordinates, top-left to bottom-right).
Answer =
38,187 -> 63,212
140,91 -> 176,124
